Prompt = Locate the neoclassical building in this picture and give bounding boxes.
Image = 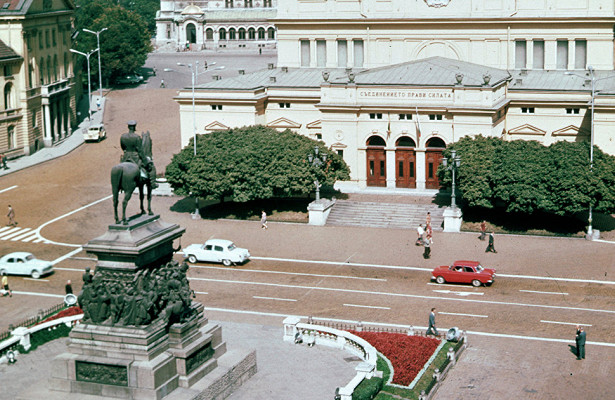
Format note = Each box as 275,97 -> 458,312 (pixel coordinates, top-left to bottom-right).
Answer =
155,0 -> 277,51
176,0 -> 615,191
0,0 -> 78,158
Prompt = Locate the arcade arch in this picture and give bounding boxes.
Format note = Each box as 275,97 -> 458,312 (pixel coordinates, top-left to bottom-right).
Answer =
425,137 -> 446,189
395,136 -> 417,188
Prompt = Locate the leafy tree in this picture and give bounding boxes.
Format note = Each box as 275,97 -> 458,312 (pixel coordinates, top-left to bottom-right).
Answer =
439,136 -> 615,215
119,0 -> 160,36
73,0 -> 152,84
165,126 -> 351,202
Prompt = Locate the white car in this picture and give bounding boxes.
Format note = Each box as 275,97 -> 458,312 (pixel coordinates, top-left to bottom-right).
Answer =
0,252 -> 54,279
182,239 -> 250,266
83,123 -> 106,142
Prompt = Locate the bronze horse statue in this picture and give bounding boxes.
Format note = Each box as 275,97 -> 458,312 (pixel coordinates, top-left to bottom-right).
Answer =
111,131 -> 154,224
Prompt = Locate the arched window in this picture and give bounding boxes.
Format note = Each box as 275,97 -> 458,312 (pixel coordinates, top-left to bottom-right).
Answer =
258,28 -> 265,40
206,28 -> 214,40
47,55 -> 51,84
238,28 -> 246,40
248,28 -> 256,40
63,53 -> 68,78
367,136 -> 386,146
3,82 -> 13,110
396,137 -> 416,147
39,57 -> 45,85
53,54 -> 58,81
426,137 -> 446,148
7,125 -> 15,149
268,27 -> 275,40
28,60 -> 34,87
229,28 -> 236,40
219,28 -> 227,40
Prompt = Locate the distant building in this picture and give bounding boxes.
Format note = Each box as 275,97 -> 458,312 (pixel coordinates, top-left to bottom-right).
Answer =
177,0 -> 615,191
0,0 -> 78,158
155,0 -> 277,52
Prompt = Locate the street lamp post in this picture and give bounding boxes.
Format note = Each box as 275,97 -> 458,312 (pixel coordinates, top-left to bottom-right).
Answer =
70,48 -> 98,121
442,149 -> 461,209
83,28 -> 107,100
307,146 -> 327,201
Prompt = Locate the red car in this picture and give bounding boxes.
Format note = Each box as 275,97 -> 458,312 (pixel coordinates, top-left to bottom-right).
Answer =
431,260 -> 496,287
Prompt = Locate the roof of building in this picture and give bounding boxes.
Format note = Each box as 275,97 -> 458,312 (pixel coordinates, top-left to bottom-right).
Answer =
508,69 -> 615,94
0,39 -> 22,62
203,9 -> 277,21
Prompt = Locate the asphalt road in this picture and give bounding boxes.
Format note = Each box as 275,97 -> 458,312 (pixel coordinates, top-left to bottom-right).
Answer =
0,54 -> 614,399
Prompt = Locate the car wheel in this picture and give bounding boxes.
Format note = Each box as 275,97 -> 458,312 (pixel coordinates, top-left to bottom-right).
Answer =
436,276 -> 445,284
472,279 -> 482,287
188,255 -> 197,264
31,270 -> 41,279
222,259 -> 232,267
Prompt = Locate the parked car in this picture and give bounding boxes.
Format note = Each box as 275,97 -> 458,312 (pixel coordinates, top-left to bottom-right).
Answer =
182,239 -> 250,266
0,252 -> 54,279
431,260 -> 495,287
83,123 -> 106,142
116,73 -> 144,85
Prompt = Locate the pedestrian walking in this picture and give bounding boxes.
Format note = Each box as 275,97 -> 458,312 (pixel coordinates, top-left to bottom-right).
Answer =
426,223 -> 433,243
6,204 -> 16,226
2,272 -> 11,297
153,66 -> 157,76
427,308 -> 438,336
160,79 -> 166,88
259,47 -> 262,55
426,211 -> 431,226
65,279 -> 73,295
96,98 -> 101,110
0,153 -> 7,169
416,224 -> 424,246
423,237 -> 431,259
576,326 -> 586,360
485,232 -> 497,253
261,210 -> 268,230
479,220 -> 487,241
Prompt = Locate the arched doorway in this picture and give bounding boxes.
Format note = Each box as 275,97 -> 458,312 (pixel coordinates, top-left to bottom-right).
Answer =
366,136 -> 386,187
186,23 -> 197,44
395,136 -> 416,188
425,137 -> 446,189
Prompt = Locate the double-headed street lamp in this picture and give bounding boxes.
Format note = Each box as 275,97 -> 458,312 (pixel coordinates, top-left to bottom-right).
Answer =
83,28 -> 107,100
442,149 -> 461,209
307,146 -> 327,201
70,48 -> 98,120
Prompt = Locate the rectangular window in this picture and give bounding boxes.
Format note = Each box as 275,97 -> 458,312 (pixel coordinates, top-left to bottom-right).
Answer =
409,162 -> 414,178
225,0 -> 233,8
515,40 -> 527,69
39,31 -> 43,49
210,105 -> 223,110
52,29 -> 56,46
300,40 -> 310,67
264,0 -> 272,6
369,113 -> 383,119
337,40 -> 347,68
3,65 -> 11,77
279,103 -> 290,108
428,163 -> 434,178
337,149 -> 343,157
380,161 -> 385,177
245,0 -> 253,7
398,161 -> 404,177
316,40 -> 326,67
369,160 -> 374,176
353,40 -> 364,68
557,40 -> 568,69
45,30 -> 50,48
566,108 -> 580,114
429,114 -> 443,121
32,110 -> 37,128
521,107 -> 535,114
316,134 -> 322,140
533,40 -> 544,70
575,40 -> 587,70
399,114 -> 412,120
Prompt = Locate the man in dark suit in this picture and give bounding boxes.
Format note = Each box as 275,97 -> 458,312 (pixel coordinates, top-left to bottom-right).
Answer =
427,308 -> 438,336
485,232 -> 497,253
576,326 -> 586,360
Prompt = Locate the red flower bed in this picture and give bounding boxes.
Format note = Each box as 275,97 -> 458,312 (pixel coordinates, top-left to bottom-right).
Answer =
39,306 -> 83,325
349,330 -> 440,386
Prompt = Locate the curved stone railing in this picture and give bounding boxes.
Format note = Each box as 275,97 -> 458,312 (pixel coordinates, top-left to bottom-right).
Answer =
283,316 -> 380,400
0,314 -> 83,364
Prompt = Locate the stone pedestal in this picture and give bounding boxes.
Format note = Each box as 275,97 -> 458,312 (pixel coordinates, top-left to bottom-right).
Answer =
308,198 -> 336,225
443,206 -> 463,233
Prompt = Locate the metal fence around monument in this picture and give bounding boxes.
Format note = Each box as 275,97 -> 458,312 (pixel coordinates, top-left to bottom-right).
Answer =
0,302 -> 66,342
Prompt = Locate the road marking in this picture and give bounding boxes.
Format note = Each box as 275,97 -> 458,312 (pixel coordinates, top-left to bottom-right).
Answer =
432,289 -> 484,296
520,289 -> 568,296
0,185 -> 17,194
251,256 -> 615,286
440,311 -> 488,318
52,248 -> 84,265
343,304 -> 390,310
23,278 -> 50,282
427,283 -> 476,289
194,291 -> 208,295
12,291 -> 64,298
253,296 -> 297,302
54,267 -> 88,272
0,227 -> 22,239
541,320 -> 592,326
188,277 -> 615,315
202,307 -> 615,347
191,265 -> 386,282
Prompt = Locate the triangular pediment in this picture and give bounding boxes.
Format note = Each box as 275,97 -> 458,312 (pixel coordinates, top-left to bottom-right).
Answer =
306,120 -> 321,129
267,117 -> 301,129
552,125 -> 590,137
204,121 -> 229,131
507,123 -> 546,136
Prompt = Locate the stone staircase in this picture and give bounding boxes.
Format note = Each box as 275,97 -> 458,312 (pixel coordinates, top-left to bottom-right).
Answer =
325,200 -> 445,230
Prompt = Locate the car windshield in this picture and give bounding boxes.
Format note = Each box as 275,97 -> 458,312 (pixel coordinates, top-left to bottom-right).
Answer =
227,244 -> 236,251
25,254 -> 34,261
476,265 -> 484,272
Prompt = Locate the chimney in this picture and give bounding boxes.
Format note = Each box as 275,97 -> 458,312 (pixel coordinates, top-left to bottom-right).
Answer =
212,75 -> 221,80
268,63 -> 275,70
238,69 -> 245,75
515,78 -> 523,85
281,66 -> 288,73
270,76 -> 276,83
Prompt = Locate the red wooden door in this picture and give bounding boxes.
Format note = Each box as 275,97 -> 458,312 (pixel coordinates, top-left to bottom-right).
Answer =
425,149 -> 443,189
366,148 -> 386,187
395,149 -> 416,188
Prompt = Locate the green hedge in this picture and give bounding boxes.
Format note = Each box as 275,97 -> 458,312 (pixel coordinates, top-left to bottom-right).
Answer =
352,374 -> 384,400
17,323 -> 72,354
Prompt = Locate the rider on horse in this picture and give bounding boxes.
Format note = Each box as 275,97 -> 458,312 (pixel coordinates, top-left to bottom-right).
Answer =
120,120 -> 158,189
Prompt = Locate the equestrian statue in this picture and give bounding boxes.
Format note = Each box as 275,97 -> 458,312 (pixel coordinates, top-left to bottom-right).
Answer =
111,120 -> 158,224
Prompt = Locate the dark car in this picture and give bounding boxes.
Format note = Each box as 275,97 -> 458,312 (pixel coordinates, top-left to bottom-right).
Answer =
115,74 -> 144,85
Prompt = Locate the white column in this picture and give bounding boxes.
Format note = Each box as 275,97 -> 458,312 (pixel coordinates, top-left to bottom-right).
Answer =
415,149 -> 426,190
357,147 -> 367,189
386,148 -> 396,188
42,100 -> 52,147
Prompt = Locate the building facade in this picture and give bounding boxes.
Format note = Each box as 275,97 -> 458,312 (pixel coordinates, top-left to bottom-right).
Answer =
176,0 -> 615,191
0,0 -> 78,158
155,0 -> 277,52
